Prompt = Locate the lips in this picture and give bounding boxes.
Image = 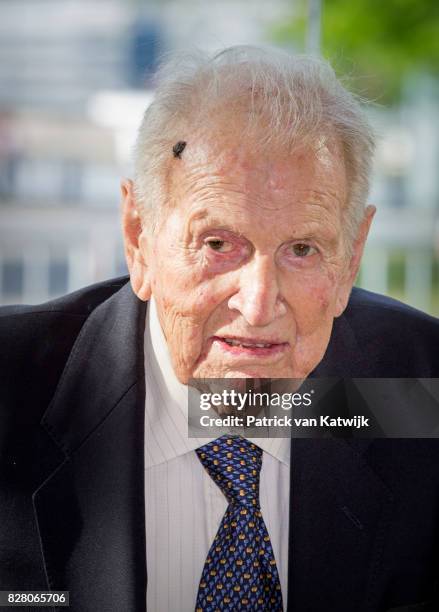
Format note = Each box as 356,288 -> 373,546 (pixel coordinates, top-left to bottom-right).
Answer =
212,336 -> 289,359
220,337 -> 278,349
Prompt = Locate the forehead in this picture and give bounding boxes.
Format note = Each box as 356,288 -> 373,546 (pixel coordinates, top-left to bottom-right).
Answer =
166,132 -> 347,220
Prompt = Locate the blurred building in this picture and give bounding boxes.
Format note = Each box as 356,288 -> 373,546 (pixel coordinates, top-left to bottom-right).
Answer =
0,0 -> 160,303
362,76 -> 439,313
0,0 -> 438,315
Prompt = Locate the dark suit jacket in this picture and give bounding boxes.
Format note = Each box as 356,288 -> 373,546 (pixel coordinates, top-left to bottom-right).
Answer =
1,277 -> 439,612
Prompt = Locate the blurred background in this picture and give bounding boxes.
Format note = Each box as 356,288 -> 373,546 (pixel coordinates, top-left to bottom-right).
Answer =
0,0 -> 438,315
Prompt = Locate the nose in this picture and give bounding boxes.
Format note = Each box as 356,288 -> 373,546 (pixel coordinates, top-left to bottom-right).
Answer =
227,255 -> 287,326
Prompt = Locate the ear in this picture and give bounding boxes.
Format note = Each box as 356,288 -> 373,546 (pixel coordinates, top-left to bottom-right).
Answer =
334,204 -> 376,317
121,179 -> 152,301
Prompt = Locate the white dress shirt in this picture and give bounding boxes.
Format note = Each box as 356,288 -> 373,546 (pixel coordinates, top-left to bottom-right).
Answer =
144,298 -> 291,612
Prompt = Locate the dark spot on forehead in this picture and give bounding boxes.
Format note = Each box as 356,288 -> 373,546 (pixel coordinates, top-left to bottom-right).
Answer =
173,141 -> 187,159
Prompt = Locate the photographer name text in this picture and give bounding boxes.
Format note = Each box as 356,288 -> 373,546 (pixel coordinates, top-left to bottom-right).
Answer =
199,415 -> 370,429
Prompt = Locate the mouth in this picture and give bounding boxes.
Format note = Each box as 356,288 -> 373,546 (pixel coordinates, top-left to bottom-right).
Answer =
211,335 -> 289,358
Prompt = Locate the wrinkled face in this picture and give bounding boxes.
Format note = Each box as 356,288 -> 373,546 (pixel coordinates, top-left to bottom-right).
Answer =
129,136 -> 366,383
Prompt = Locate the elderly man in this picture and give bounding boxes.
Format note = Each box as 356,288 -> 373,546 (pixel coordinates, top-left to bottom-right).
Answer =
1,46 -> 439,612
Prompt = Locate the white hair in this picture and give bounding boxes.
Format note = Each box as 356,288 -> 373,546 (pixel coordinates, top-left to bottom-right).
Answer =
133,45 -> 375,248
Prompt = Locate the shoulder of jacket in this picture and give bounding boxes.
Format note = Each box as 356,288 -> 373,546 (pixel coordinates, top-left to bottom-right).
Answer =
0,276 -> 130,420
0,275 -> 129,319
345,287 -> 439,375
347,287 -> 438,330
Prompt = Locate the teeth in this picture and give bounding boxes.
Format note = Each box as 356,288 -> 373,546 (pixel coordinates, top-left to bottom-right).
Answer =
224,339 -> 241,346
222,339 -> 272,348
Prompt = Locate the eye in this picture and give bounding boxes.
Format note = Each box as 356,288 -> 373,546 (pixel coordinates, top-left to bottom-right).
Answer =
205,239 -> 234,253
291,243 -> 317,257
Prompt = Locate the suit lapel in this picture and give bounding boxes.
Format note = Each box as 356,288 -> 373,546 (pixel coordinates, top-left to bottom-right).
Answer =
33,283 -> 147,612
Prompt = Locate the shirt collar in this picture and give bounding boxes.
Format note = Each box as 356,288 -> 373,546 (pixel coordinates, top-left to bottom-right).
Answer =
145,297 -> 290,468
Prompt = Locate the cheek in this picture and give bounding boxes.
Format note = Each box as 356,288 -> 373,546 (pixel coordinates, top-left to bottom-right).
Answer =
308,284 -> 332,314
286,279 -> 339,376
152,257 -> 235,324
150,254 -> 231,355
155,282 -> 225,327
286,271 -> 339,328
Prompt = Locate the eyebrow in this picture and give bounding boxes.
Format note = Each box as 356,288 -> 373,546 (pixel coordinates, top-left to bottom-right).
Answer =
186,212 -> 245,238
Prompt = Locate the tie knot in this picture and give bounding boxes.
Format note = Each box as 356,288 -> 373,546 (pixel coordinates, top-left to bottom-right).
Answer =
196,435 -> 262,506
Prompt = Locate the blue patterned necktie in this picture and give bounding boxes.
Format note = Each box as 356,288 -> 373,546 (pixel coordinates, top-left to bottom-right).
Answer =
195,435 -> 284,611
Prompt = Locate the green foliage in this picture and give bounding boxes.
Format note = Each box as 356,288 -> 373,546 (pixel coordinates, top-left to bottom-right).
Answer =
272,0 -> 439,102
